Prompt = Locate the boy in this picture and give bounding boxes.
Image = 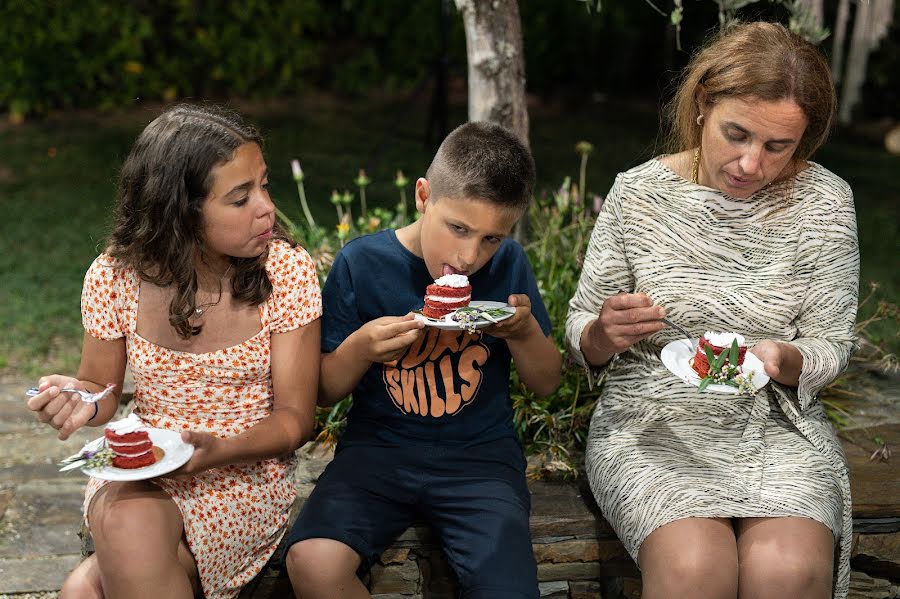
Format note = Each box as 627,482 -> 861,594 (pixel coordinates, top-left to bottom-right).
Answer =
285,122 -> 561,599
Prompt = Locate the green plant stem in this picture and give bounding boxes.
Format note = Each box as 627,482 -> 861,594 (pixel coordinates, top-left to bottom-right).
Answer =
296,181 -> 316,229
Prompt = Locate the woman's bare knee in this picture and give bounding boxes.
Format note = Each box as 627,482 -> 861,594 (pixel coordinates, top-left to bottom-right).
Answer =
639,518 -> 738,599
737,518 -> 833,599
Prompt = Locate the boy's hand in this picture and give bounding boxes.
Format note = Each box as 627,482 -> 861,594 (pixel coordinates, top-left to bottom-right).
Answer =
355,313 -> 425,364
484,294 -> 540,341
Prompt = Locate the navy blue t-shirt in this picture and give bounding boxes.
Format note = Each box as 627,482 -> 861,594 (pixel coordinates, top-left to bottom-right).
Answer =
322,229 -> 552,448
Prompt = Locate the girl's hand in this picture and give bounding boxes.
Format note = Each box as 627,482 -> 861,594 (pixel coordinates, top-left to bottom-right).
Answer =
484,294 -> 538,341
26,375 -> 98,440
168,431 -> 229,477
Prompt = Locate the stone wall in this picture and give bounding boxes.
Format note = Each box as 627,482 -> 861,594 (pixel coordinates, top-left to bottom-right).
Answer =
240,425 -> 900,598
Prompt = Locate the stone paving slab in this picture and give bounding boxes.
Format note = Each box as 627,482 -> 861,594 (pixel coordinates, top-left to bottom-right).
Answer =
0,556 -> 80,594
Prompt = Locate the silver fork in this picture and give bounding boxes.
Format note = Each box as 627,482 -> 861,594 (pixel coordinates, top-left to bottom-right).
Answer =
25,384 -> 116,404
659,317 -> 697,352
616,290 -> 697,352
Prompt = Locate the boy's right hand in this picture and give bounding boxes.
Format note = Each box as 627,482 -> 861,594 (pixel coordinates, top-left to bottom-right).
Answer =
26,375 -> 97,440
354,314 -> 425,364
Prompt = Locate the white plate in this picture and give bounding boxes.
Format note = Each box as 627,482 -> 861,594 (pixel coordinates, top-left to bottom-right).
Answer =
660,339 -> 769,394
413,300 -> 515,331
82,428 -> 194,481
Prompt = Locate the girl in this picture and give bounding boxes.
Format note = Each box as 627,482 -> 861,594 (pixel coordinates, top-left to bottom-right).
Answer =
27,104 -> 321,599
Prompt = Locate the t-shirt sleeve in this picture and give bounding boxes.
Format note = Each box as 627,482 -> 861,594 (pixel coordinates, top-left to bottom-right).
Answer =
269,244 -> 323,334
513,243 -> 552,337
81,255 -> 125,341
320,250 -> 364,353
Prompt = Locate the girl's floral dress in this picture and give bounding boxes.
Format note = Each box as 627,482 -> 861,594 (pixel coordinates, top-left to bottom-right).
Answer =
81,240 -> 321,599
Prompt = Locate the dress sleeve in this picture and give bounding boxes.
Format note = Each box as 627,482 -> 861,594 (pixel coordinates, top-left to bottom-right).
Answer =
81,255 -> 126,341
786,185 -> 859,410
565,174 -> 635,385
269,244 -> 323,334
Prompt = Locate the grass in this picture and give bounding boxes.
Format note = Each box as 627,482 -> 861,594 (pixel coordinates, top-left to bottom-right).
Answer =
1,93 -> 897,378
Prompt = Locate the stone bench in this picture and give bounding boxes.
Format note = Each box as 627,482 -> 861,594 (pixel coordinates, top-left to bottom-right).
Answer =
82,424 -> 900,599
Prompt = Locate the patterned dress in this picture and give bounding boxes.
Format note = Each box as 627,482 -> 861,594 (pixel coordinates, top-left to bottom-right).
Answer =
80,240 -> 322,599
565,159 -> 858,598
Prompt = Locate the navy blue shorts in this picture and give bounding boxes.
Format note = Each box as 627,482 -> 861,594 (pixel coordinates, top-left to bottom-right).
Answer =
284,437 -> 537,598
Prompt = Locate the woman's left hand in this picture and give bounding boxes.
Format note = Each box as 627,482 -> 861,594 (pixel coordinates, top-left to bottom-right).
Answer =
750,339 -> 786,380
167,431 -> 229,477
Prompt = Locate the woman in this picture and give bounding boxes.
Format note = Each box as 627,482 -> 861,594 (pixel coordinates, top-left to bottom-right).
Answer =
27,104 -> 322,598
566,22 -> 858,599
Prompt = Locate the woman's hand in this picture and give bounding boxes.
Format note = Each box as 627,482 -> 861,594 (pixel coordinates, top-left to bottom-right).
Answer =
26,375 -> 98,440
584,293 -> 667,360
750,339 -> 802,387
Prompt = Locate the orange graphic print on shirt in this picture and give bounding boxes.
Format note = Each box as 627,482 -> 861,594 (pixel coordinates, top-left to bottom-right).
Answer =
383,327 -> 489,417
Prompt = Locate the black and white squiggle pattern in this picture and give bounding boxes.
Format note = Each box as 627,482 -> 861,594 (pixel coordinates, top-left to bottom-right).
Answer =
566,158 -> 859,598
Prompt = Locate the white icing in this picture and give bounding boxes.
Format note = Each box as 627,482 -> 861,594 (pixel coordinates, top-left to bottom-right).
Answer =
105,413 -> 148,435
107,439 -> 151,447
433,274 -> 469,288
703,331 -> 746,347
112,447 -> 153,458
426,294 -> 471,303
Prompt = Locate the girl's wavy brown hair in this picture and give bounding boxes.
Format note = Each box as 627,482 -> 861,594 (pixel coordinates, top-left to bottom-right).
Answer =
664,21 -> 836,164
107,103 -> 293,339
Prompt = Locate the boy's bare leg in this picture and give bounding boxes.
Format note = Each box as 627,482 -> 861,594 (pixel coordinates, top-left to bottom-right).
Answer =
85,481 -> 198,599
287,538 -> 369,599
638,517 -> 738,599
735,517 -> 833,599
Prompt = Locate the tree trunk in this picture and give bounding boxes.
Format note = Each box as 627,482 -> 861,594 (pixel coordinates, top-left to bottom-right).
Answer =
838,0 -> 895,124
831,0 -> 851,85
453,0 -> 529,146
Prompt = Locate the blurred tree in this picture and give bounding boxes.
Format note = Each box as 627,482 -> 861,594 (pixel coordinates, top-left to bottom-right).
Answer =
454,0 -> 529,145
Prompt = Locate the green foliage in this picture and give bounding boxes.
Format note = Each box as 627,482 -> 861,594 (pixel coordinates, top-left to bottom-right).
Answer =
1,0 -> 324,118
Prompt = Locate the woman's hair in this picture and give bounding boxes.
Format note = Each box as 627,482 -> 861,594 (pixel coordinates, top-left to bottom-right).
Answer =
664,21 -> 836,162
107,103 -> 293,339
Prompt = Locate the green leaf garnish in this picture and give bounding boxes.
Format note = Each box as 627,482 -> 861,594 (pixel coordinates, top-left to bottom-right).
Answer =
729,339 -> 739,367
704,345 -> 716,366
698,378 -> 713,392
712,347 -> 729,371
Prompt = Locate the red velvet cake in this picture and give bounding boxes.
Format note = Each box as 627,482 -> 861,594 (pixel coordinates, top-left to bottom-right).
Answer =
422,274 -> 471,319
104,414 -> 157,469
690,332 -> 747,378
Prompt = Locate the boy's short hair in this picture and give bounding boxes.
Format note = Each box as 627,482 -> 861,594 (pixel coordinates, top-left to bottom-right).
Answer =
426,121 -> 535,212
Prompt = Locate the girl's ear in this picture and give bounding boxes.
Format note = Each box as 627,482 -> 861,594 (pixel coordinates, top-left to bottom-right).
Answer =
695,85 -> 708,115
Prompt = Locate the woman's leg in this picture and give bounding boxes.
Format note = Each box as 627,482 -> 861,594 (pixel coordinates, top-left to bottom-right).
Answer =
87,481 -> 199,599
638,517 -> 739,599
735,517 -> 834,599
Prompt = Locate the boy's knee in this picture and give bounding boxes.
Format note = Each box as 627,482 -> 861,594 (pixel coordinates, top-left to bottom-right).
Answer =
286,538 -> 360,585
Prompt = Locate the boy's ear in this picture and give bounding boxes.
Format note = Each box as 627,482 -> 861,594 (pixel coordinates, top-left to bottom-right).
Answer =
414,178 -> 432,213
